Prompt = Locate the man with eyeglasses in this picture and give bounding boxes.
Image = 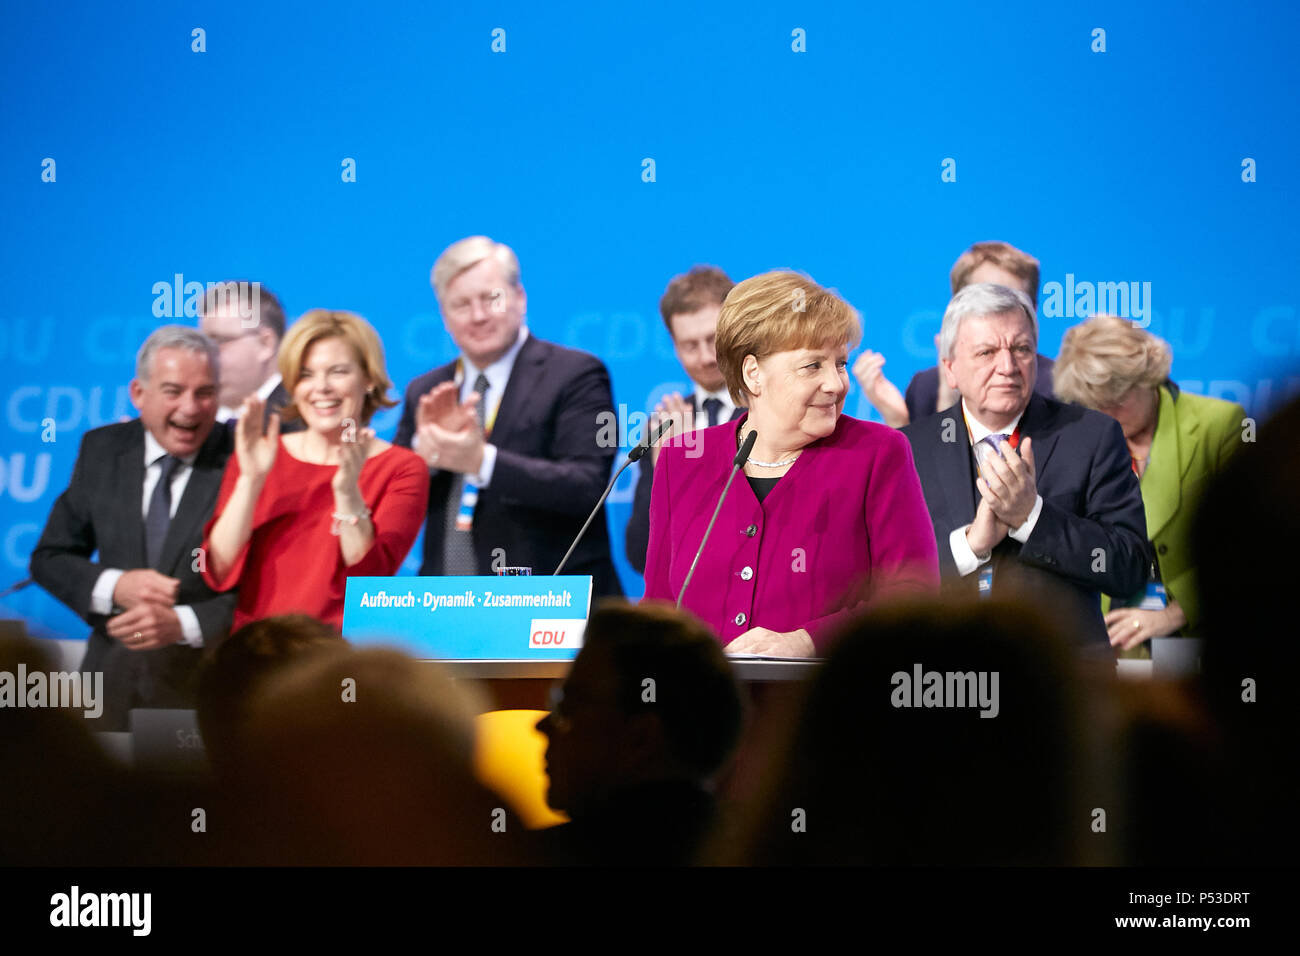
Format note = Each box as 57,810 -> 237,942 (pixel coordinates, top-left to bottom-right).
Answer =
394,236 -> 622,596
198,280 -> 302,432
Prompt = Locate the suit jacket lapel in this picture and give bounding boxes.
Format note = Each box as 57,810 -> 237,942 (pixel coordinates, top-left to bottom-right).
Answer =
1018,393 -> 1062,488
933,401 -> 976,530
1142,385 -> 1182,540
489,335 -> 544,445
158,426 -> 228,573
117,423 -> 148,570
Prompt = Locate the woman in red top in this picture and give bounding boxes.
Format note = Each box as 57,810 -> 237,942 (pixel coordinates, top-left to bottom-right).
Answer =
203,309 -> 429,631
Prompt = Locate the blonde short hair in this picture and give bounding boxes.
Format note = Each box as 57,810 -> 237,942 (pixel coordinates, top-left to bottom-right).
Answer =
278,310 -> 397,425
715,271 -> 862,407
1053,314 -> 1173,409
431,236 -> 521,304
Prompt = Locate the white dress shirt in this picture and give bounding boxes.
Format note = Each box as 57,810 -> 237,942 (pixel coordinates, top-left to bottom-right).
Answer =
90,429 -> 204,646
217,372 -> 283,424
948,399 -> 1044,576
692,384 -> 737,428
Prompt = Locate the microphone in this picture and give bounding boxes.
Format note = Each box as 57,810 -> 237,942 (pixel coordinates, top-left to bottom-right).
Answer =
677,430 -> 757,610
553,417 -> 676,575
0,577 -> 32,599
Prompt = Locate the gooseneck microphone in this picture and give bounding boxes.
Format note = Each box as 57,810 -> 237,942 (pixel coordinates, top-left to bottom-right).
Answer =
553,417 -> 675,575
676,430 -> 757,610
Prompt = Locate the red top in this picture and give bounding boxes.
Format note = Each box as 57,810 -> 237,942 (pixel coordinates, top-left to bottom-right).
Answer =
202,441 -> 430,631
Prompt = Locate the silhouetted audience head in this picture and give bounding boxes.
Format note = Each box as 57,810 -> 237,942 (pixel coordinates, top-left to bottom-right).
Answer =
723,600 -> 1087,865
222,645 -> 522,865
538,602 -> 743,817
1191,392 -> 1300,863
0,623 -> 126,864
196,613 -> 345,774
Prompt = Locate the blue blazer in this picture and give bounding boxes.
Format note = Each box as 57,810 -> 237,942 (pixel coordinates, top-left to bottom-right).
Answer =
901,394 -> 1150,648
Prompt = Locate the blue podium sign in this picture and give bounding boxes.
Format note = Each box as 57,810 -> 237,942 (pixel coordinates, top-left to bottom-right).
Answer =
342,575 -> 593,661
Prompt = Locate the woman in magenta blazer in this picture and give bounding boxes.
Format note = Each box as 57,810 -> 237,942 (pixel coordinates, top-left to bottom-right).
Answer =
643,271 -> 940,657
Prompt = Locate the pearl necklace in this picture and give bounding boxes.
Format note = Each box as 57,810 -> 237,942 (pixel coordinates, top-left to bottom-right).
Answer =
738,430 -> 801,468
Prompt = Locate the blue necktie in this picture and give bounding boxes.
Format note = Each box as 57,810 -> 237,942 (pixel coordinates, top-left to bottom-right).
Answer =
145,454 -> 180,569
702,398 -> 723,428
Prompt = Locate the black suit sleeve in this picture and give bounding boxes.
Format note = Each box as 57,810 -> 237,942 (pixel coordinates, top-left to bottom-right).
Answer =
29,431 -> 109,624
624,456 -> 654,575
393,378 -> 420,449
490,357 -> 615,518
188,594 -> 237,642
904,368 -> 932,424
1017,418 -> 1150,596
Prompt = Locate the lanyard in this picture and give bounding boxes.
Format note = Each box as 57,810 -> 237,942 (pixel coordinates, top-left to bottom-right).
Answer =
453,357 -> 503,436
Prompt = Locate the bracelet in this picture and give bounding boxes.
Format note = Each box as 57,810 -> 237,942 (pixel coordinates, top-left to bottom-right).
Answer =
331,506 -> 372,536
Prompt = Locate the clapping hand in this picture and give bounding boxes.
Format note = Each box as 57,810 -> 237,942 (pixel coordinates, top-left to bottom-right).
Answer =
852,350 -> 909,427
648,393 -> 694,467
333,426 -> 375,499
976,437 -> 1037,530
416,382 -> 485,475
235,395 -> 280,481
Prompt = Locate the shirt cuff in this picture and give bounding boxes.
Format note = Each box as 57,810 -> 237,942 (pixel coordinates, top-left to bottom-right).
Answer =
91,569 -> 124,615
474,443 -> 498,488
174,605 -> 203,647
949,525 -> 991,577
1008,494 -> 1044,543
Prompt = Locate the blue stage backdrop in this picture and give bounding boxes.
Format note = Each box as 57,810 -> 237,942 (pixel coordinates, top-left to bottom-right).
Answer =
3,1 -> 1298,639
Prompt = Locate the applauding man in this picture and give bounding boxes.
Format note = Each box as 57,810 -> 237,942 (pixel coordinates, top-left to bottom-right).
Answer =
625,266 -> 744,574
901,284 -> 1149,650
395,236 -> 622,595
30,327 -> 236,728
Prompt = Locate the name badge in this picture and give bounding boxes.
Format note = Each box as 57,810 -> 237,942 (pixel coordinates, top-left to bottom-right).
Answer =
1137,580 -> 1167,611
977,565 -> 993,598
455,481 -> 479,531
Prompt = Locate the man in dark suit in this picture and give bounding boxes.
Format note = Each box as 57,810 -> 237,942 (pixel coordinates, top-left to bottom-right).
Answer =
198,280 -> 302,432
30,326 -> 237,729
394,236 -> 622,596
901,283 -> 1148,649
625,266 -> 746,574
855,240 -> 1054,427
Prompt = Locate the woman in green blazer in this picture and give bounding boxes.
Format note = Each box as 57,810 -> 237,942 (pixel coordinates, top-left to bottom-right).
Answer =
1054,315 -> 1247,655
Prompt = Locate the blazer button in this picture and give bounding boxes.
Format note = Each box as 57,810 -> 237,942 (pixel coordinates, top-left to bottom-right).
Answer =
744,524 -> 757,537
1157,543 -> 1168,555
740,566 -> 754,581
734,612 -> 747,626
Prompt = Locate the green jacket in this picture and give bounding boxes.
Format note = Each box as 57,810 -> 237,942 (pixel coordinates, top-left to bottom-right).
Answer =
1105,384 -> 1247,637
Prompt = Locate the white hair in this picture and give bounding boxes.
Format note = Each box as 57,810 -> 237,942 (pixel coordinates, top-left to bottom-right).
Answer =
430,236 -> 521,303
136,325 -> 219,383
938,283 -> 1038,361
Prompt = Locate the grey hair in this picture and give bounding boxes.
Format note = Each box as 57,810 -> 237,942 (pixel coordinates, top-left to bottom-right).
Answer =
938,283 -> 1038,361
430,236 -> 521,303
136,325 -> 220,383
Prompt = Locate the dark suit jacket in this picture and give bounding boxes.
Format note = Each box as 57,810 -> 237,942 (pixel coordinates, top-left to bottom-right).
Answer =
904,353 -> 1056,423
394,334 -> 623,597
29,420 -> 237,729
624,400 -> 746,574
901,394 -> 1149,648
